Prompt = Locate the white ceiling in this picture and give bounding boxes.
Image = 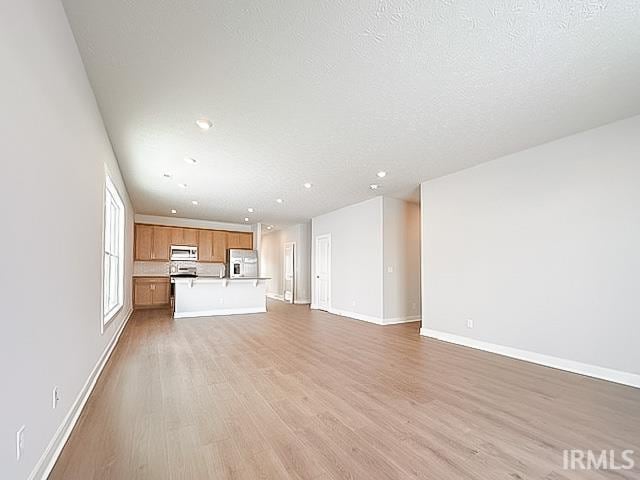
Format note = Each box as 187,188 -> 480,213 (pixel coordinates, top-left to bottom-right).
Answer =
61,0 -> 640,226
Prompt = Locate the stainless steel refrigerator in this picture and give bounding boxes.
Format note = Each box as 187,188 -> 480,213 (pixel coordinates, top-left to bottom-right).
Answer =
227,249 -> 258,278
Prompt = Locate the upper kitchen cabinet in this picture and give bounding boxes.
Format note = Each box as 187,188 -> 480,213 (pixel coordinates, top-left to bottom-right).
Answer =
135,223 -> 251,261
152,226 -> 171,260
228,232 -> 253,250
197,230 -> 214,262
134,224 -> 171,261
212,231 -> 228,262
170,227 -> 198,246
134,224 -> 153,260
198,230 -> 228,263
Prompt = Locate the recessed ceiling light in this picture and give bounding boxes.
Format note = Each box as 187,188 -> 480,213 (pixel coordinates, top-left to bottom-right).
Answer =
267,225 -> 273,230
191,200 -> 199,205
171,209 -> 177,214
303,182 -> 312,189
184,157 -> 197,165
196,118 -> 213,130
247,207 -> 254,213
163,173 -> 173,178
377,171 -> 387,178
178,183 -> 187,189
276,198 -> 283,204
244,217 -> 249,222
369,184 -> 379,190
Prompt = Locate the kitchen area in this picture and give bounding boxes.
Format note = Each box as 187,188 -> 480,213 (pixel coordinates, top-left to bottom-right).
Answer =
132,222 -> 270,318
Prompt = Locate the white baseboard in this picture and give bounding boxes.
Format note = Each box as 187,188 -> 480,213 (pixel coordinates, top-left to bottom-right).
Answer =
174,307 -> 266,318
311,306 -> 419,326
294,299 -> 311,305
380,315 -> 421,325
29,308 -> 134,480
266,293 -> 284,301
420,328 -> 640,389
328,307 -> 383,324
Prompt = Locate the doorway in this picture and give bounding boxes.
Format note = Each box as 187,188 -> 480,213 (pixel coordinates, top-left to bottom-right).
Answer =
314,234 -> 331,311
283,242 -> 295,303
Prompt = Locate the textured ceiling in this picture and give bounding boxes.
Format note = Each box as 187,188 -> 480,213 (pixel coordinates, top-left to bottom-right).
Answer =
61,0 -> 640,226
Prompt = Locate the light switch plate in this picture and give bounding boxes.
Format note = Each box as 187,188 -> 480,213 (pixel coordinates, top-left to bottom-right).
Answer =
52,387 -> 60,409
16,426 -> 25,461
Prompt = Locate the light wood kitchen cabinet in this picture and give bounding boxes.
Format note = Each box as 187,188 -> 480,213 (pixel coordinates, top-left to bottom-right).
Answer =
212,231 -> 228,262
133,277 -> 170,308
183,228 -> 198,245
197,230 -> 214,262
198,230 -> 227,262
227,232 -> 253,250
152,281 -> 170,305
170,227 -> 198,246
151,226 -> 171,261
170,227 -> 183,245
135,223 -> 251,261
133,279 -> 153,306
135,224 -> 172,261
134,224 -> 154,260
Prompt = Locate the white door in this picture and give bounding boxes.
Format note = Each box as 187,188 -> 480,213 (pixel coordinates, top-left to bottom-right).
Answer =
315,234 -> 331,310
283,242 -> 295,303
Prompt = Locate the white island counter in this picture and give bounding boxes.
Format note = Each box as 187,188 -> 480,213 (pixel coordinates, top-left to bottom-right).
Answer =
173,277 -> 270,319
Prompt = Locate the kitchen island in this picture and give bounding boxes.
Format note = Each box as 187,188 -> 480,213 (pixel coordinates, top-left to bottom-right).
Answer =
173,276 -> 270,319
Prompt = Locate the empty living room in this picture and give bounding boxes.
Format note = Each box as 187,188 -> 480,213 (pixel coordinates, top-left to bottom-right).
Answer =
2,0 -> 640,479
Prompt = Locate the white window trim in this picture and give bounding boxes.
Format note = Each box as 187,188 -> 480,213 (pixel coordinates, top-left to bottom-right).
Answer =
102,174 -> 125,331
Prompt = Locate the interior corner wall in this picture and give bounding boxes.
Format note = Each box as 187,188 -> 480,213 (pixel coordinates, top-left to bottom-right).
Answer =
420,115 -> 640,380
0,0 -> 134,478
382,198 -> 421,321
311,197 -> 384,320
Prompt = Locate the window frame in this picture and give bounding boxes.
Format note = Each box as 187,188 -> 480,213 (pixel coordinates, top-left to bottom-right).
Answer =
102,174 -> 125,330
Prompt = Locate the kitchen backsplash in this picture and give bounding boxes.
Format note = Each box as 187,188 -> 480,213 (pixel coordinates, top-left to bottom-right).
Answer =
133,261 -> 170,276
196,262 -> 225,277
133,261 -> 225,277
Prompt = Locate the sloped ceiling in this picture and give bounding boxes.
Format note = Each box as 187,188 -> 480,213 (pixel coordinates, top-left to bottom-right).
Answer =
61,0 -> 640,225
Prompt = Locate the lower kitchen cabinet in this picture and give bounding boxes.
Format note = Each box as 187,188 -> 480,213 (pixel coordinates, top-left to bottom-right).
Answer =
133,277 -> 170,308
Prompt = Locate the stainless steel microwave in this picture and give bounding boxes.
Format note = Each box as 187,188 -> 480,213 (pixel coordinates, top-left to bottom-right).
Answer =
170,245 -> 198,261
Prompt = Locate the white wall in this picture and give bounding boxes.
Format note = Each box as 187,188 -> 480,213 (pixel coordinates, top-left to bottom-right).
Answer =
312,198 -> 384,319
260,223 -> 311,303
0,1 -> 134,478
420,115 -> 640,383
383,198 -> 421,321
260,230 -> 283,298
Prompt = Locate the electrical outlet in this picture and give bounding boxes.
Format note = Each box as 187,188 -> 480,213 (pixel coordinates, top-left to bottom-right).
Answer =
52,387 -> 60,409
467,319 -> 474,329
16,426 -> 25,461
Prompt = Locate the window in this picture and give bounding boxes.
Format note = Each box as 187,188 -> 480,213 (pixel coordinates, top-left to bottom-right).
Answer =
103,175 -> 125,327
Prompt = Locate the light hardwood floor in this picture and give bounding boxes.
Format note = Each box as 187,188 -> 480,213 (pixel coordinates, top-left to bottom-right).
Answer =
50,301 -> 640,479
